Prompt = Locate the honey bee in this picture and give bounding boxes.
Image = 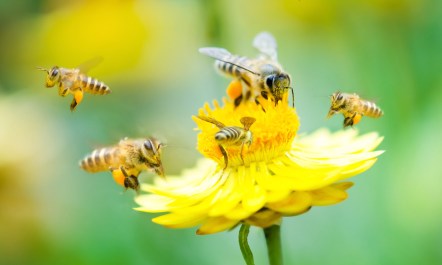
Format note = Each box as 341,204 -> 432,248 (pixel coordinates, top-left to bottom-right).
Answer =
37,61 -> 111,111
199,32 -> 293,108
327,92 -> 384,128
196,115 -> 256,168
79,137 -> 164,191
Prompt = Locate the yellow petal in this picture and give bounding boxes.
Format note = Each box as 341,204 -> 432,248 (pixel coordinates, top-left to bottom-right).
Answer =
208,169 -> 243,216
243,185 -> 267,212
134,194 -> 175,212
332,182 -> 354,190
225,204 -> 255,220
310,185 -> 350,206
266,191 -> 312,215
152,213 -> 207,228
266,189 -> 292,203
245,210 -> 282,228
196,217 -> 239,235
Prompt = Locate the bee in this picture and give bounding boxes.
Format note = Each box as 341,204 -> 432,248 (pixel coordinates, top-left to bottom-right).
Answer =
37,61 -> 111,111
199,32 -> 293,108
79,137 -> 164,191
196,115 -> 256,169
327,92 -> 384,128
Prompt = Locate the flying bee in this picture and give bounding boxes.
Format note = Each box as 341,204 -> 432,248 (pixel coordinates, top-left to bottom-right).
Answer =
327,92 -> 384,128
37,60 -> 111,111
199,32 -> 294,108
79,137 -> 164,191
196,115 -> 256,169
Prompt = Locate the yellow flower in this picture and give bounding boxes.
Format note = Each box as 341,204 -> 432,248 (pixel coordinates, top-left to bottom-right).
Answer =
135,94 -> 383,235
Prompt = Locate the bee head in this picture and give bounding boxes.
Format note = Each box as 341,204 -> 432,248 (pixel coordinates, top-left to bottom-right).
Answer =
266,73 -> 291,92
327,92 -> 345,118
37,66 -> 60,87
331,92 -> 345,105
142,138 -> 165,177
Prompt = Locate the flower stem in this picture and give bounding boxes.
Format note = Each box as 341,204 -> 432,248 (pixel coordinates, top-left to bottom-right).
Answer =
239,224 -> 255,265
264,225 -> 283,265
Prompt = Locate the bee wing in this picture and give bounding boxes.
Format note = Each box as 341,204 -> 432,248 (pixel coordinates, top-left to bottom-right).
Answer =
76,56 -> 104,74
240,117 -> 256,131
196,115 -> 226,129
253,32 -> 278,61
199,47 -> 259,75
199,47 -> 233,60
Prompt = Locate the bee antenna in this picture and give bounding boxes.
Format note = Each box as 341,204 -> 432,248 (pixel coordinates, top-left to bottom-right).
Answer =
287,87 -> 294,108
36,67 -> 49,73
217,59 -> 260,76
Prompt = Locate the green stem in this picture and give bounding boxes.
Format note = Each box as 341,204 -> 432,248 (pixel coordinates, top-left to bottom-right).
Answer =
264,225 -> 283,265
239,224 -> 255,265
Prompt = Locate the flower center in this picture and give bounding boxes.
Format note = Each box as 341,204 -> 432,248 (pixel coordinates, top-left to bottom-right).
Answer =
194,96 -> 300,168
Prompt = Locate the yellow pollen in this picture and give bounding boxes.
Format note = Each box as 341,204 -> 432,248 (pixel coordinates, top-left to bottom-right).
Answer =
193,94 -> 300,168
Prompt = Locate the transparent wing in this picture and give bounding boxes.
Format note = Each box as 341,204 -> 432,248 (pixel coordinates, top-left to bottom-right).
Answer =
253,32 -> 278,61
196,115 -> 226,129
199,47 -> 232,61
76,56 -> 104,73
199,47 -> 259,75
240,117 -> 256,131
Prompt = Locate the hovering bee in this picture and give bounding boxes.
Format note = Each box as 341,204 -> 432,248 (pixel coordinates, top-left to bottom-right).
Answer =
196,115 -> 256,169
37,61 -> 111,111
327,92 -> 384,128
79,137 -> 164,191
199,32 -> 293,108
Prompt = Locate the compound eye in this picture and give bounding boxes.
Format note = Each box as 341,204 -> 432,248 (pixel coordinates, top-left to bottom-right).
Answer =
144,140 -> 153,150
51,68 -> 59,78
265,76 -> 273,88
336,94 -> 343,100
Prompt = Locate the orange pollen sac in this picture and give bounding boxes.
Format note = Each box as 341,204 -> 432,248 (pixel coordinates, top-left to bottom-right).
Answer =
226,80 -> 243,100
112,169 -> 126,187
353,113 -> 362,125
74,90 -> 84,105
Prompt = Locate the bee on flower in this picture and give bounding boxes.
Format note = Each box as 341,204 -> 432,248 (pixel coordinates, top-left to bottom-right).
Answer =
199,32 -> 294,108
132,32 -> 384,265
195,115 -> 256,169
135,92 -> 383,234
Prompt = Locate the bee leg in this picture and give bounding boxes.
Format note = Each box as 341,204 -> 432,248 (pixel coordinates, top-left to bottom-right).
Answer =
124,175 -> 140,193
58,84 -> 69,97
254,92 -> 267,112
70,90 -> 84,111
226,80 -> 243,102
234,94 -> 243,108
69,98 -> 78,112
120,166 -> 140,192
219,144 -> 228,170
240,143 -> 245,165
343,115 -> 354,128
110,167 -> 126,188
352,113 -> 363,126
74,89 -> 84,106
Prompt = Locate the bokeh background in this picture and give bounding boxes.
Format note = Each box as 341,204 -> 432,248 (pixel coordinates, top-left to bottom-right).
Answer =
1,0 -> 441,264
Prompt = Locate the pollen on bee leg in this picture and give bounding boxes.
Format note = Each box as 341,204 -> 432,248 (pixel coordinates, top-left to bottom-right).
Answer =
74,90 -> 84,105
353,113 -> 362,125
111,168 -> 126,187
226,80 -> 242,100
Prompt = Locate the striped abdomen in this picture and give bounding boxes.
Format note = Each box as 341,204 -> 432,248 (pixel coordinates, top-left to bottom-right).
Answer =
215,127 -> 245,146
359,100 -> 384,118
78,74 -> 111,95
80,147 -> 121,173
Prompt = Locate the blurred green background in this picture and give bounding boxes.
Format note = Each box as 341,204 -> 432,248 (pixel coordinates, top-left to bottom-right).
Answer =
1,0 -> 441,264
